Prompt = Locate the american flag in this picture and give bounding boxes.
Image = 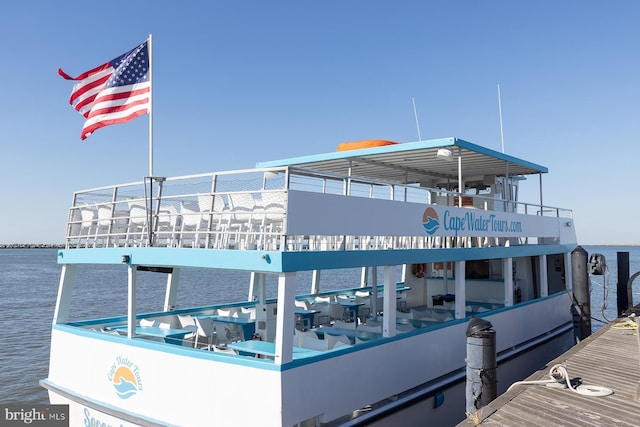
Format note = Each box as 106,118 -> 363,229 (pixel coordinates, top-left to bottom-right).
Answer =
59,39 -> 150,140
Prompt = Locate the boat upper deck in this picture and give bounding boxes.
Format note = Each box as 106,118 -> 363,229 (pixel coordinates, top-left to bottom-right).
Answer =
65,137 -> 575,257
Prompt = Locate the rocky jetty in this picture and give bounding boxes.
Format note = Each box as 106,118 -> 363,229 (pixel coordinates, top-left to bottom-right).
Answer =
0,243 -> 65,249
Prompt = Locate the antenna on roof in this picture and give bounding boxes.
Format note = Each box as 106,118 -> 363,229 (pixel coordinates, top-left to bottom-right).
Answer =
497,84 -> 505,153
412,97 -> 423,141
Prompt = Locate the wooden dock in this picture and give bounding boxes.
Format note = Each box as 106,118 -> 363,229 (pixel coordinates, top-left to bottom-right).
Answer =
457,317 -> 640,426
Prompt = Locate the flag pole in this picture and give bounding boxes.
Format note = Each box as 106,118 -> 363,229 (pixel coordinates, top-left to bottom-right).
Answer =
148,33 -> 153,177
147,34 -> 154,246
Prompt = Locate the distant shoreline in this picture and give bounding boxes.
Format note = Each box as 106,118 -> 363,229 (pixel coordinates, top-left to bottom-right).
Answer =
0,244 -> 65,249
0,243 -> 636,249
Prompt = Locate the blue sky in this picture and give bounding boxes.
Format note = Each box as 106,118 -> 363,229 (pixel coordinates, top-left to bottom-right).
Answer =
1,1 -> 638,244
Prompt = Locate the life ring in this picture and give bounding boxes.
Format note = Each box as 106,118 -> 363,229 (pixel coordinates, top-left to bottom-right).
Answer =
412,263 -> 426,278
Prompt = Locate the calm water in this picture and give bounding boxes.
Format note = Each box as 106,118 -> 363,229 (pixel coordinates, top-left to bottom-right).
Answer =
1,246 -> 638,405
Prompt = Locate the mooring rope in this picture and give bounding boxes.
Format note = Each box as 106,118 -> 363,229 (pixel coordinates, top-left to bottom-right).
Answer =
611,320 -> 638,331
507,364 -> 613,397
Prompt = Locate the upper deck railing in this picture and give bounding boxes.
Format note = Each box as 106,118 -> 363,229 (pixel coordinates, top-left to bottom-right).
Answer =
65,167 -> 573,250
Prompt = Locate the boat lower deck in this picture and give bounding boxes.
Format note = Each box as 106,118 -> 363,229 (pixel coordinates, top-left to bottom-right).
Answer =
43,293 -> 573,426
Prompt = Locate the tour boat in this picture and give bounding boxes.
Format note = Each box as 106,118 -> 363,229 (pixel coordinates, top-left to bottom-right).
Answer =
41,137 -> 579,426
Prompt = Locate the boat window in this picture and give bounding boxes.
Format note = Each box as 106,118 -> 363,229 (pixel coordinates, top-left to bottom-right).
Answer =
465,260 -> 490,279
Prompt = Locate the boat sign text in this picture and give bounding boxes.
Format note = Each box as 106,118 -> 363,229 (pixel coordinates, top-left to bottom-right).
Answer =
443,210 -> 523,236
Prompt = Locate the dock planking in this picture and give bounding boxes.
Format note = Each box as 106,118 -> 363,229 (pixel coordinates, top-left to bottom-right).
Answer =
457,317 -> 640,426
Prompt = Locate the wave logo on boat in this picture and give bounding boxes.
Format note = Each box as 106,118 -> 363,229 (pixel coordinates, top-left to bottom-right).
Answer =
107,356 -> 143,399
422,207 -> 440,235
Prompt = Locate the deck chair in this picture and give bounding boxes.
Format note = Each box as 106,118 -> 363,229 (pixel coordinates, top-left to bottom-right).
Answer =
301,336 -> 329,351
178,314 -> 197,346
140,319 -> 158,327
327,334 -> 352,349
194,317 -> 216,350
295,329 -> 320,347
126,202 -> 148,245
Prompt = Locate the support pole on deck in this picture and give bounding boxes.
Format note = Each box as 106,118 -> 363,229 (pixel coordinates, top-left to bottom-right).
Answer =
274,272 -> 296,365
163,268 -> 180,311
465,317 -> 496,414
382,266 -> 396,337
454,261 -> 466,319
127,264 -> 137,340
53,264 -> 78,324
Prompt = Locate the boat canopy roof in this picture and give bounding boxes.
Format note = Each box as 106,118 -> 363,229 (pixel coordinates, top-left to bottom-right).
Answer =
256,137 -> 548,185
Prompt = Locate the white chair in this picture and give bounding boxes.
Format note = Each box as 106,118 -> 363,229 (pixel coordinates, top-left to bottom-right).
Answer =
332,320 -> 356,330
215,322 -> 243,344
178,314 -> 195,328
126,202 -> 148,245
355,296 -> 372,322
67,208 -> 82,240
155,204 -> 181,246
364,318 -> 383,326
180,202 -> 205,247
332,340 -> 351,349
197,193 -> 228,248
295,329 -> 320,347
97,205 -> 129,247
301,336 -> 329,351
238,307 -> 256,320
327,334 -> 351,349
233,311 -> 252,321
228,192 -> 260,249
139,318 -> 157,327
309,296 -> 331,325
213,345 -> 237,355
329,302 -> 346,322
79,206 -> 97,246
194,317 -> 216,350
216,307 -> 237,317
177,314 -> 197,346
96,205 -> 113,244
396,323 -> 415,333
258,191 -> 286,235
295,299 -> 309,310
397,310 -> 413,320
229,192 -> 257,223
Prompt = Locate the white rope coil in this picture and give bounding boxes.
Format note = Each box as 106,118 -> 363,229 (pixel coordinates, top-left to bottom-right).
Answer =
507,364 -> 613,397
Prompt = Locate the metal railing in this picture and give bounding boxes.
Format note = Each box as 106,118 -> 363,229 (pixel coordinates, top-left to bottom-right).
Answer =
65,166 -> 573,250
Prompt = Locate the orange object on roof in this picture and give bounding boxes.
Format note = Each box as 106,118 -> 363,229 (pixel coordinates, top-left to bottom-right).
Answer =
337,140 -> 400,151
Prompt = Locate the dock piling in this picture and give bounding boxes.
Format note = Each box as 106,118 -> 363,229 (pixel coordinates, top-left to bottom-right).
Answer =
571,246 -> 591,340
465,317 -> 496,415
616,251 -> 630,316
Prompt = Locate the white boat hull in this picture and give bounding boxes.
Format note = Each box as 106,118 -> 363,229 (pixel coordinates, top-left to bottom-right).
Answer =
43,294 -> 573,426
